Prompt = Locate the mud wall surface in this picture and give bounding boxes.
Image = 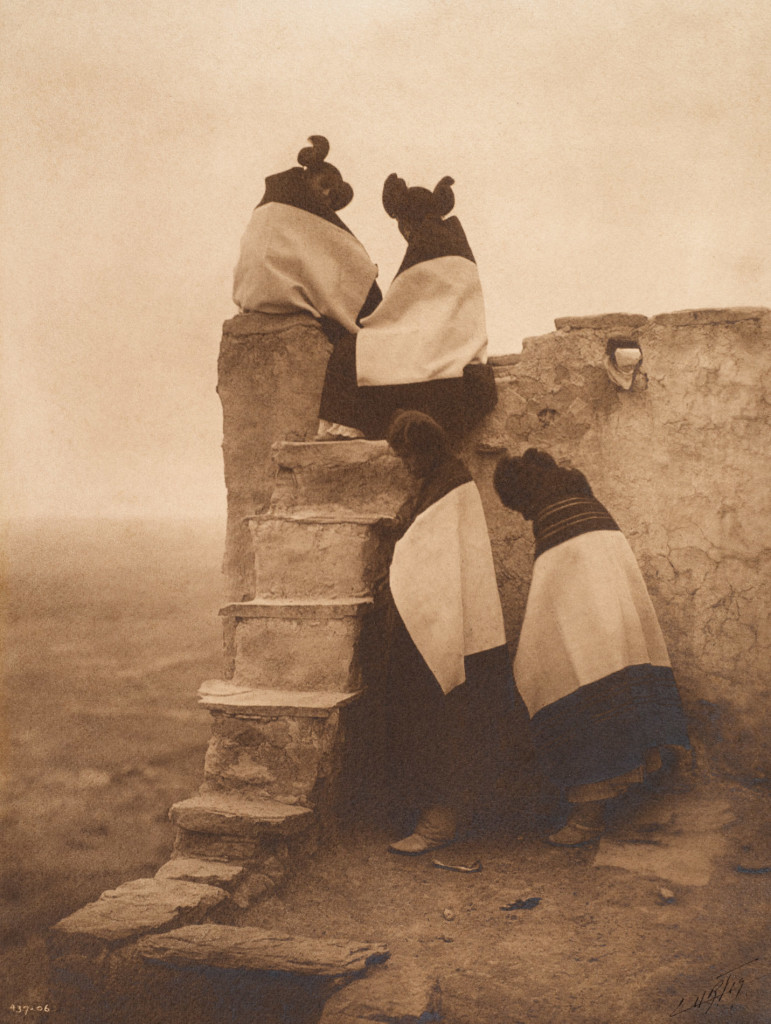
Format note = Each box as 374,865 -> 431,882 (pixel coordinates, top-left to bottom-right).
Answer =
218,307 -> 771,777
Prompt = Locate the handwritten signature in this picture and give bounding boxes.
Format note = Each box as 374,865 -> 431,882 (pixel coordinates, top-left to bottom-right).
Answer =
670,957 -> 762,1016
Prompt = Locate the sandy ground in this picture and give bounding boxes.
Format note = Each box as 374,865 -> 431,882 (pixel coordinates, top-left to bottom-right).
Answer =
242,776 -> 771,1023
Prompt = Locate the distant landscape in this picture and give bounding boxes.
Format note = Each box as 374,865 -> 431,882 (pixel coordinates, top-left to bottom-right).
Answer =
1,518 -> 225,998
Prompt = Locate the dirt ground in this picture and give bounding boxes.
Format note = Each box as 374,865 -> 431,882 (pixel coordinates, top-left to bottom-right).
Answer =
232,774 -> 769,1024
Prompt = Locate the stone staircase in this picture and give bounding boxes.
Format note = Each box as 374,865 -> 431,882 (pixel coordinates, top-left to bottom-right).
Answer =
171,439 -> 408,869
49,438 -> 409,1022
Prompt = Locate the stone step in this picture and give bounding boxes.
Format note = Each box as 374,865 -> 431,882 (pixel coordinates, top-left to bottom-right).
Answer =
154,857 -> 296,910
199,689 -> 354,805
50,878 -> 227,956
270,439 -> 410,517
247,511 -> 392,600
220,599 -> 375,692
170,792 -> 317,864
137,923 -> 389,977
198,685 -> 360,718
170,793 -> 313,839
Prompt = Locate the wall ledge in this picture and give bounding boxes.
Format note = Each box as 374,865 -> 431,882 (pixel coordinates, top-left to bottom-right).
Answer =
223,311 -> 321,337
553,313 -> 648,331
649,307 -> 769,327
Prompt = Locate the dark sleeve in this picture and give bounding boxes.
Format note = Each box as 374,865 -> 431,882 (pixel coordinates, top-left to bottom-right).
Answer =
318,316 -> 353,347
357,280 -> 383,323
319,279 -> 381,344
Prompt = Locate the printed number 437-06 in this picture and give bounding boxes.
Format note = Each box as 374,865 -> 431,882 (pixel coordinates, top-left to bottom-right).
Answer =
9,1007 -> 51,1016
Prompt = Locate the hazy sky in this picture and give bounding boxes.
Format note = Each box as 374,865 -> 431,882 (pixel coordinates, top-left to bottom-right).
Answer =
2,0 -> 769,519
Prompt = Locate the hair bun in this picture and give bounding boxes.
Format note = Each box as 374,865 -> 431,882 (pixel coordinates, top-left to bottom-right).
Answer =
432,176 -> 455,217
382,173 -> 409,220
382,173 -> 456,225
297,135 -> 330,169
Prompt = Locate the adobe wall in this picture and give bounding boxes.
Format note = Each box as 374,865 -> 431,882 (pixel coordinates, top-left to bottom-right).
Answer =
218,312 -> 332,603
218,307 -> 771,778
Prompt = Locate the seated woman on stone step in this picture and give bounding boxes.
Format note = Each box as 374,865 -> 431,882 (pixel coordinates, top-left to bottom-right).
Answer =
232,135 -> 382,439
381,410 -> 530,855
493,448 -> 691,846
317,173 -> 497,442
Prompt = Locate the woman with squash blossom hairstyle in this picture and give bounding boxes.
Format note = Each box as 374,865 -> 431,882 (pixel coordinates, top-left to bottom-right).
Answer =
493,449 -> 691,845
381,411 -> 531,854
318,172 -> 497,440
232,135 -> 382,439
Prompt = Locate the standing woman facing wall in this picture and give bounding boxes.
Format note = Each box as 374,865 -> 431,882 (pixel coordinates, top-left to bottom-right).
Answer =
493,449 -> 691,845
381,411 -> 528,853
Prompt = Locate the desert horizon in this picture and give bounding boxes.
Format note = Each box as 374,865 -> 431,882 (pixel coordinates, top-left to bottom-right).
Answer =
2,517 -> 227,997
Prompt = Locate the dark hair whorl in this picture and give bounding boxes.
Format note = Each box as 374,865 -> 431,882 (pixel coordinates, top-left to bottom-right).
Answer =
492,454 -> 520,509
298,135 -> 330,169
432,175 -> 455,217
382,173 -> 408,220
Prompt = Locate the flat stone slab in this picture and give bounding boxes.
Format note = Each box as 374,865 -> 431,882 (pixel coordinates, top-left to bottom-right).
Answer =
137,924 -> 389,977
155,859 -> 246,889
594,790 -> 735,887
319,959 -> 441,1023
220,598 -> 373,620
51,878 -> 226,953
650,306 -> 768,327
554,312 -> 648,331
199,686 -> 361,718
170,793 -> 313,838
594,838 -> 724,888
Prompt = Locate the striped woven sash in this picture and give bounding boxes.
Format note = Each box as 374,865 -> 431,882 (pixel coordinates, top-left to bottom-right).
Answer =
533,496 -> 620,558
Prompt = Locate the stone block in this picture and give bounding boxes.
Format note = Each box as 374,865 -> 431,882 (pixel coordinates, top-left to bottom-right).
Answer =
172,830 -> 267,862
53,936 -> 330,1024
249,511 -> 392,600
170,793 -> 314,839
225,600 -> 374,692
270,440 -> 410,516
231,872 -> 279,908
155,858 -> 246,889
50,878 -> 226,955
155,859 -> 287,910
201,710 -> 345,804
171,829 -> 296,869
137,924 -> 390,977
